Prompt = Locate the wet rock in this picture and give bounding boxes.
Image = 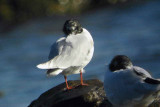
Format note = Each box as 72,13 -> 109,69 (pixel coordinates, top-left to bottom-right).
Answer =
149,100 -> 160,107
28,79 -> 112,107
28,79 -> 160,107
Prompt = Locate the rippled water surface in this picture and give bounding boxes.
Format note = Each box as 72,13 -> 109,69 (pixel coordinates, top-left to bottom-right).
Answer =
0,1 -> 160,107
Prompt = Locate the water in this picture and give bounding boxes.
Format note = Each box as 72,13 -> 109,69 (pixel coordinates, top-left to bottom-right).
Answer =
0,0 -> 160,107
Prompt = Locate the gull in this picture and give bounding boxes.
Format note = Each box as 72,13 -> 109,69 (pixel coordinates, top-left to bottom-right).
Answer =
104,55 -> 160,107
37,19 -> 94,90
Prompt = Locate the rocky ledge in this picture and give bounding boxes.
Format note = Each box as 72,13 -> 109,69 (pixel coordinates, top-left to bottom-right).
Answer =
28,79 -> 160,107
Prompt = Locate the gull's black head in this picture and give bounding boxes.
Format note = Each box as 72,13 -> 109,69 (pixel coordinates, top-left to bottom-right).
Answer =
63,19 -> 83,35
109,55 -> 133,72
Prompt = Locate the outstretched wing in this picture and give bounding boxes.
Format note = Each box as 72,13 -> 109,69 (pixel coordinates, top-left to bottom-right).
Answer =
37,29 -> 93,69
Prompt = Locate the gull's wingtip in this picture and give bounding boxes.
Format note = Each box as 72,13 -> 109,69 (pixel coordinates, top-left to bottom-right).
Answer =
36,63 -> 47,69
36,64 -> 42,69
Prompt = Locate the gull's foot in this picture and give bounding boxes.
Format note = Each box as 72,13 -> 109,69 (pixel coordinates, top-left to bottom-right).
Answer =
66,86 -> 74,90
81,83 -> 88,86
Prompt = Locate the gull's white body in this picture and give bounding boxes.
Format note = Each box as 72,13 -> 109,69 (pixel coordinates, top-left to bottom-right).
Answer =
37,28 -> 94,76
104,66 -> 160,107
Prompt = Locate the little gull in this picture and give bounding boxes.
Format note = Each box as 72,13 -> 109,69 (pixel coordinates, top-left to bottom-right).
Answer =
37,19 -> 94,90
104,55 -> 160,107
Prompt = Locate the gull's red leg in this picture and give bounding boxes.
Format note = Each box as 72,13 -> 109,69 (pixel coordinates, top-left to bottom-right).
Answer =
64,76 -> 72,90
80,70 -> 88,86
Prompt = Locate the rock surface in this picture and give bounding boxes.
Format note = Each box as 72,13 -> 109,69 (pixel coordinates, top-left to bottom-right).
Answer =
28,79 -> 160,107
28,79 -> 112,107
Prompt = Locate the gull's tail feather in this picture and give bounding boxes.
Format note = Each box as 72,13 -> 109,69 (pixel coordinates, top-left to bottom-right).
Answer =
46,68 -> 63,77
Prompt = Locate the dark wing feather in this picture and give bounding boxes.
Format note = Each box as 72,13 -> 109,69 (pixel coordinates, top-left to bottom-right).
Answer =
133,66 -> 151,78
144,77 -> 160,84
133,66 -> 160,85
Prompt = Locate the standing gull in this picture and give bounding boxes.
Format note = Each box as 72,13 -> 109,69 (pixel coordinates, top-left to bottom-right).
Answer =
37,19 -> 94,90
104,55 -> 160,107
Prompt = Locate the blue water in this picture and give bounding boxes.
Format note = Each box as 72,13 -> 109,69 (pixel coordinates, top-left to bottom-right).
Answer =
0,0 -> 160,107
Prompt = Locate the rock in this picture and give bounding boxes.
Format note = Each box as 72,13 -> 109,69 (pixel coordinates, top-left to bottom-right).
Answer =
149,100 -> 160,107
28,79 -> 160,107
28,79 -> 112,107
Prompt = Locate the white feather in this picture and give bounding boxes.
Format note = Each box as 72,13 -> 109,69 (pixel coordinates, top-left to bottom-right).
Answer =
37,28 -> 94,76
47,69 -> 63,77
